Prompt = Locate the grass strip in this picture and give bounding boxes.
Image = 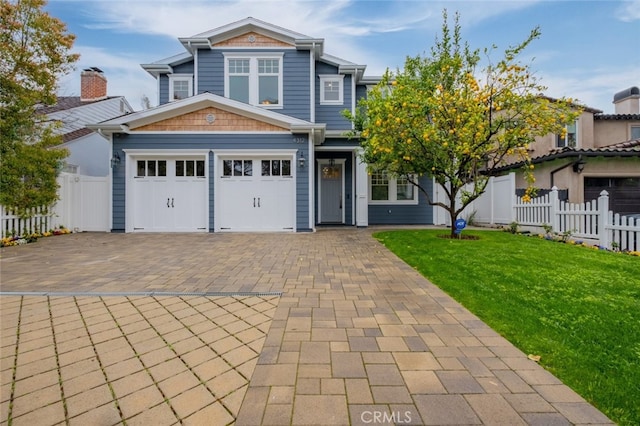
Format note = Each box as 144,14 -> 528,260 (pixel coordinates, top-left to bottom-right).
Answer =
375,229 -> 639,426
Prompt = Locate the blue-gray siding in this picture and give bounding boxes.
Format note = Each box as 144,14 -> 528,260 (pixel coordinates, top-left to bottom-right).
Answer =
112,133 -> 310,232
158,62 -> 195,105
315,62 -> 352,130
368,176 -> 434,224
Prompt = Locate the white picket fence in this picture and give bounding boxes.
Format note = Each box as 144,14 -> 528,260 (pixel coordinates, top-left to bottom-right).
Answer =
444,172 -> 639,251
1,172 -> 110,239
514,187 -> 639,251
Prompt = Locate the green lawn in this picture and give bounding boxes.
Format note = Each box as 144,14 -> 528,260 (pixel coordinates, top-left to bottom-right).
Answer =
375,229 -> 640,426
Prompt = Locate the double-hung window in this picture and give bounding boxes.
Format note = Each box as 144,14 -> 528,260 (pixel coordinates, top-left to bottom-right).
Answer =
556,121 -> 578,148
369,172 -> 418,204
224,53 -> 283,107
319,75 -> 344,105
169,74 -> 193,101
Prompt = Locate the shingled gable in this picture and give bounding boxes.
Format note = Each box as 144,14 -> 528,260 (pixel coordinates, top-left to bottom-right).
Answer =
89,92 -> 325,138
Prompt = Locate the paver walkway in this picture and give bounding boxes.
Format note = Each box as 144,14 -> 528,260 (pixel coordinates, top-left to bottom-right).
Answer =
0,230 -> 613,425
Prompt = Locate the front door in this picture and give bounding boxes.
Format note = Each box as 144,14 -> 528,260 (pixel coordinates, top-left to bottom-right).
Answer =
319,161 -> 344,223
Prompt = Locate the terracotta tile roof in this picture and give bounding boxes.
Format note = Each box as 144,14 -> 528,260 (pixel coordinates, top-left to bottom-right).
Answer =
601,139 -> 640,149
595,114 -> 640,120
492,139 -> 640,173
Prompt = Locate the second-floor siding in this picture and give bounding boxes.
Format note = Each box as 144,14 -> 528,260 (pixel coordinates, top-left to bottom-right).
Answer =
145,17 -> 371,132
315,62 -> 353,131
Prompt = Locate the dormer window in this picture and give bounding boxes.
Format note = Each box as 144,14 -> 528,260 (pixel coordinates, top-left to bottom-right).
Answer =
169,74 -> 193,101
224,53 -> 283,107
319,75 -> 344,105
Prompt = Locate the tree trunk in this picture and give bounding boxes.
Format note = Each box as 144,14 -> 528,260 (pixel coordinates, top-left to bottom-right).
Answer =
449,188 -> 458,237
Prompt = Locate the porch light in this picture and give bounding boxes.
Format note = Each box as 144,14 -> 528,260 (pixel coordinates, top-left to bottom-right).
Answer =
110,152 -> 121,169
298,152 -> 305,168
572,159 -> 585,173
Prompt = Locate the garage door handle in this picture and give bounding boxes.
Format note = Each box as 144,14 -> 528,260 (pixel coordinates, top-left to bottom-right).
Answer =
253,197 -> 256,208
171,198 -> 174,208
167,198 -> 170,208
258,197 -> 261,208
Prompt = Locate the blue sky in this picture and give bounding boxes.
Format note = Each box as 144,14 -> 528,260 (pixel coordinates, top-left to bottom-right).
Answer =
46,0 -> 639,113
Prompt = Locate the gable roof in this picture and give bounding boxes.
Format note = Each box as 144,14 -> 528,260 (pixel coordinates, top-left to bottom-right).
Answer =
88,92 -> 325,140
177,17 -> 325,55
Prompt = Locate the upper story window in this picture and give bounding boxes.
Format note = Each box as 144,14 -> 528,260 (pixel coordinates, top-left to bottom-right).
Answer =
319,75 -> 344,105
369,171 -> 418,204
630,125 -> 640,140
224,53 -> 283,108
169,74 -> 193,101
556,121 -> 578,148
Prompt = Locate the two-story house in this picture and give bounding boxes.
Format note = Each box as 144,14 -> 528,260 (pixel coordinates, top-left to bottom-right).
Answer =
494,87 -> 640,215
90,17 -> 435,233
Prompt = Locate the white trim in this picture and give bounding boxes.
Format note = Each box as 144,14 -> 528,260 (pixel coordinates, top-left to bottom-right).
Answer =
168,74 -> 194,102
319,74 -> 344,105
223,52 -> 284,108
317,158 -> 346,224
351,73 -> 356,130
310,45 -> 316,123
368,172 -> 419,205
355,148 -> 368,227
308,131 -> 315,231
194,50 -> 199,95
351,151 -> 356,225
123,131 -> 292,135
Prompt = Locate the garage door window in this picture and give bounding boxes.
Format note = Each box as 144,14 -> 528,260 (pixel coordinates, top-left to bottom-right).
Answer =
176,160 -> 205,177
137,160 -> 167,177
262,160 -> 291,176
223,159 -> 253,176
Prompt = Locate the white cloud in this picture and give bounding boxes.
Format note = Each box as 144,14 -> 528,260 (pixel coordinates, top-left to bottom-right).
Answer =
615,0 -> 640,22
538,65 -> 640,113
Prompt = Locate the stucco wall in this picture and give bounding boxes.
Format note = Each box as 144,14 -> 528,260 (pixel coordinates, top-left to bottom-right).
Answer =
516,156 -> 640,203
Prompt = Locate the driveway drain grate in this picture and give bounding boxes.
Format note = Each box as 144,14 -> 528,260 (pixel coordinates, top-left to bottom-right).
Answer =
0,291 -> 282,297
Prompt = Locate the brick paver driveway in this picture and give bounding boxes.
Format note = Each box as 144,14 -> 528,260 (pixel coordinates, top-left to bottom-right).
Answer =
1,230 -> 612,425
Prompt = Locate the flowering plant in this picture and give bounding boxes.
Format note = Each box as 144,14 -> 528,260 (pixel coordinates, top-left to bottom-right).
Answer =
0,226 -> 71,247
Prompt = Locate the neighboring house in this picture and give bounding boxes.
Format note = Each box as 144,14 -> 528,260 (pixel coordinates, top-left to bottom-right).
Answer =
41,68 -> 133,176
494,87 -> 640,215
89,17 -> 435,233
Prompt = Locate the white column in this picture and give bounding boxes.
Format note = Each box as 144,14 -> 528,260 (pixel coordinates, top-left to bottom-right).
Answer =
355,148 -> 368,227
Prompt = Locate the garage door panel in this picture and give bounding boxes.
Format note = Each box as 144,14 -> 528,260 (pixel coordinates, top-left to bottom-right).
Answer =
217,157 -> 295,232
131,159 -> 207,232
219,178 -> 256,230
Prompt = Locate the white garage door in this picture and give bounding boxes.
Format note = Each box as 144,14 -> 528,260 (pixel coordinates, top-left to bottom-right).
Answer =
132,158 -> 207,232
217,157 -> 295,232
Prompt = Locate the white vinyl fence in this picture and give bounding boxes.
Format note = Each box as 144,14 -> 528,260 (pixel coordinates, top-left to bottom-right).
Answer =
1,172 -> 109,238
442,173 -> 639,251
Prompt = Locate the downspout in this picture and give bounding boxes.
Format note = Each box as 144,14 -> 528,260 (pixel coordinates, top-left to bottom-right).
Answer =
310,42 -> 316,123
308,128 -> 315,231
309,43 -> 317,231
192,41 -> 198,95
98,128 -> 114,233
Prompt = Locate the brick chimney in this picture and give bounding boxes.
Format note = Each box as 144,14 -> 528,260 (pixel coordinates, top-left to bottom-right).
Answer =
613,86 -> 640,114
80,67 -> 107,101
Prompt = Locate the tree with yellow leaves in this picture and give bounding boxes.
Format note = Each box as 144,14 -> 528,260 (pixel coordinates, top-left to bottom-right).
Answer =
346,10 -> 581,237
